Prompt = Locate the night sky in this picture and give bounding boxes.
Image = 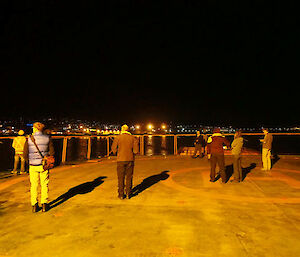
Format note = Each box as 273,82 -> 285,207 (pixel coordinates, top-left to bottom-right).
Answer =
1,1 -> 299,126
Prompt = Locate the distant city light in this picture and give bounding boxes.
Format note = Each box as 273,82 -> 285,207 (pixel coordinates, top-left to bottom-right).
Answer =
147,124 -> 153,130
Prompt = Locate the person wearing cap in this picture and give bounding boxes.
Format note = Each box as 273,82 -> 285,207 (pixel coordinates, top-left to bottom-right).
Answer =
260,128 -> 273,171
12,130 -> 27,174
207,128 -> 230,183
111,124 -> 139,199
24,122 -> 55,213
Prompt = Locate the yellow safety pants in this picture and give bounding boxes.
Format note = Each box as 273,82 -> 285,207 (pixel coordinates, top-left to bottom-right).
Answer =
262,148 -> 272,170
29,165 -> 49,206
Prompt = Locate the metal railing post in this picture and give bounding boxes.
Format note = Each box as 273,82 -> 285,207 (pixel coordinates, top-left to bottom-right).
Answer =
140,135 -> 144,155
87,137 -> 91,160
107,136 -> 110,156
174,135 -> 178,155
61,137 -> 68,164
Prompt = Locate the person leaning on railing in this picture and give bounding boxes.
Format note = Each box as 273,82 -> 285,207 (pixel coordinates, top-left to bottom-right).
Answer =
11,130 -> 27,174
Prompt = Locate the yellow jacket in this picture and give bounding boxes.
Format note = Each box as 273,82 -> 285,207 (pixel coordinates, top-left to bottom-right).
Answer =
12,136 -> 26,154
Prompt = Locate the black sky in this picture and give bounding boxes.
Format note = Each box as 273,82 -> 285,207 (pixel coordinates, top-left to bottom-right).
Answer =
1,1 -> 299,126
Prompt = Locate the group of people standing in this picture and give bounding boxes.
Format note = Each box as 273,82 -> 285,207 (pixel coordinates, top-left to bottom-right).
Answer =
191,127 -> 273,183
10,123 -> 273,212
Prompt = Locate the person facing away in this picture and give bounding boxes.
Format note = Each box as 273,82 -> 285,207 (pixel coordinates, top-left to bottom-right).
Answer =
111,124 -> 139,200
230,130 -> 244,182
207,128 -> 230,183
202,129 -> 208,156
12,130 -> 27,174
192,130 -> 205,158
23,122 -> 55,213
260,128 -> 273,171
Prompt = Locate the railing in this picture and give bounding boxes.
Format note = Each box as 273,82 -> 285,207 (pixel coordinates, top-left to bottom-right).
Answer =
1,133 -> 300,171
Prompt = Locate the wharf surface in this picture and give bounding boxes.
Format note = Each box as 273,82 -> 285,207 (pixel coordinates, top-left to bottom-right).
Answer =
1,155 -> 300,257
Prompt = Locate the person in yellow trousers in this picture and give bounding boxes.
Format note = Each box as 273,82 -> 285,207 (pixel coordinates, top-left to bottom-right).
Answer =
260,128 -> 273,171
24,122 -> 54,213
12,130 -> 27,174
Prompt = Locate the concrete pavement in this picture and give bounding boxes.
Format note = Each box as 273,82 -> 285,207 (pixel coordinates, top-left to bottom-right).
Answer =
1,156 -> 300,257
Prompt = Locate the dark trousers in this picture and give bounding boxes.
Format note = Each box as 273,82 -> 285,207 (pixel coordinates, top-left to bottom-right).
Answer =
210,154 -> 226,182
117,161 -> 134,196
193,144 -> 203,157
233,155 -> 242,181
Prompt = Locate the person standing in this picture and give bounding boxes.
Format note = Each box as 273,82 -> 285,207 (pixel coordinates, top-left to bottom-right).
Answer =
24,122 -> 54,213
12,130 -> 27,174
230,130 -> 244,182
112,124 -> 139,199
202,129 -> 208,156
260,128 -> 273,171
192,130 -> 205,158
207,128 -> 230,183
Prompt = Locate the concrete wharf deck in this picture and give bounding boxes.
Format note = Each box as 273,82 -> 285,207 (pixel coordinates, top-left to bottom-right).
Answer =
1,155 -> 300,257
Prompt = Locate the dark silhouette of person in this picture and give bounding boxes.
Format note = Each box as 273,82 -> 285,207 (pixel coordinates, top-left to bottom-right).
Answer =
130,171 -> 170,197
49,176 -> 106,209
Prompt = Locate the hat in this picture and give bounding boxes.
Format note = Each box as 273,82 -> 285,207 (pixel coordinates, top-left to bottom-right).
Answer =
18,130 -> 24,136
121,124 -> 129,131
213,127 -> 221,133
33,122 -> 45,131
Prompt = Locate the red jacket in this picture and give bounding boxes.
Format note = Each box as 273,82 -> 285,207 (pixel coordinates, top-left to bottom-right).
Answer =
207,133 -> 230,154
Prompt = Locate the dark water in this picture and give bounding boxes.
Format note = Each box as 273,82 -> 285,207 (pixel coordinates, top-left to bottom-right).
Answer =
1,135 -> 300,171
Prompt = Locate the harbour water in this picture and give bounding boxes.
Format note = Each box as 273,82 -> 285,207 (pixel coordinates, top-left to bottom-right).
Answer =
1,135 -> 300,172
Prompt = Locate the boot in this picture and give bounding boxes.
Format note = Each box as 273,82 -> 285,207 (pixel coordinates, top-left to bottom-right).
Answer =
42,203 -> 49,212
32,203 -> 39,213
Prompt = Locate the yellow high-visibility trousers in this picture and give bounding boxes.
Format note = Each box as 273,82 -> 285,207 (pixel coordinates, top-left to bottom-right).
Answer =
29,165 -> 49,206
262,148 -> 272,170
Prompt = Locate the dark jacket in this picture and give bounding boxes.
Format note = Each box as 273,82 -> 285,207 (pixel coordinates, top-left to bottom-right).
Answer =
194,135 -> 205,146
207,133 -> 230,155
111,132 -> 139,161
23,132 -> 55,166
262,133 -> 273,150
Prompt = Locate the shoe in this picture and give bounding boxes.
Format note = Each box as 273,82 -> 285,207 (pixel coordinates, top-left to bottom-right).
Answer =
19,171 -> 26,175
11,171 -> 17,175
32,203 -> 39,213
42,203 -> 49,212
209,179 -> 215,182
118,195 -> 125,200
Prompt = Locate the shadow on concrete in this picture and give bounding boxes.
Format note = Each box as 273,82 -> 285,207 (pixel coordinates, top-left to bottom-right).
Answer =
225,165 -> 234,183
49,176 -> 107,210
225,163 -> 257,182
242,163 -> 257,181
131,171 -> 170,197
271,154 -> 280,168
